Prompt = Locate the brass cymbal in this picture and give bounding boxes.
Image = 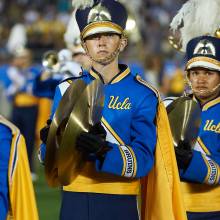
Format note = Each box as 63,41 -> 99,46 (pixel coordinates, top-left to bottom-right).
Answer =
58,80 -> 104,186
166,96 -> 201,148
45,80 -> 87,187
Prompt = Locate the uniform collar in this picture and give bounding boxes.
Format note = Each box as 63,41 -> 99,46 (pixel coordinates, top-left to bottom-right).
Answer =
89,64 -> 130,84
189,93 -> 220,111
202,95 -> 220,111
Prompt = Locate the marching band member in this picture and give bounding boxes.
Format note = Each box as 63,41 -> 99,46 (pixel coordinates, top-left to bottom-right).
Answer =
0,116 -> 38,220
166,1 -> 220,219
40,0 -> 186,219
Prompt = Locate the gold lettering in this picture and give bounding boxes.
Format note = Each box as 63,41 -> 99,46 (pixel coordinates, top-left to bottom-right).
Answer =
207,120 -> 214,130
204,120 -> 220,133
116,102 -> 122,109
211,125 -> 216,131
120,98 -> 129,110
108,96 -> 131,110
108,96 -> 118,109
204,120 -> 210,130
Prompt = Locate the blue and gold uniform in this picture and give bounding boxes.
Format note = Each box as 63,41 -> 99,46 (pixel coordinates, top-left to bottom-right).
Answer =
40,65 -> 188,220
0,116 -> 38,220
164,95 -> 220,214
40,65 -> 158,220
39,0 -> 187,219
180,95 -> 220,213
42,65 -> 158,194
169,0 -> 220,214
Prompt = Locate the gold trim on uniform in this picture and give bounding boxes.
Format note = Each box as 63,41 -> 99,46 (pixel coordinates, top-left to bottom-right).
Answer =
111,68 -> 130,84
216,165 -> 220,184
127,146 -> 137,177
89,69 -> 100,80
67,79 -> 73,84
186,57 -> 220,69
119,145 -> 135,177
202,154 -> 219,185
202,97 -> 220,111
101,117 -> 124,145
81,21 -> 123,39
89,67 -> 130,84
101,117 -> 138,176
118,146 -> 126,176
197,137 -> 211,155
101,117 -> 127,175
136,75 -> 160,98
14,93 -> 39,107
202,154 -> 211,184
181,181 -> 220,212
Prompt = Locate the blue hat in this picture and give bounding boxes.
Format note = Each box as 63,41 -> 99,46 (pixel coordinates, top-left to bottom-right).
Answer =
186,36 -> 220,72
75,0 -> 127,40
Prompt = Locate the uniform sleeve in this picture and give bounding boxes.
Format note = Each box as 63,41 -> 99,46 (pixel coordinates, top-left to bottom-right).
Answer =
0,124 -> 12,220
180,150 -> 220,185
96,93 -> 158,178
32,73 -> 61,99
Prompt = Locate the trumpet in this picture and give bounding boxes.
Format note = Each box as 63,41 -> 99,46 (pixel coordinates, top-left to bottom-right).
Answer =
42,50 -> 60,73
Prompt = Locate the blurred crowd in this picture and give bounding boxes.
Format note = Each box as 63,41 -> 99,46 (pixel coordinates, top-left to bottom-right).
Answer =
0,0 -> 187,179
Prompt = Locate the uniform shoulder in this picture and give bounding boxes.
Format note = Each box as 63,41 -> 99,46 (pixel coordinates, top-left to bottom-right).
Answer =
0,116 -> 14,138
135,75 -> 160,98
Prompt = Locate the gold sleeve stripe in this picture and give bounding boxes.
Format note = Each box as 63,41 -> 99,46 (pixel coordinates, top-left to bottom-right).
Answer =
202,154 -> 219,185
127,146 -> 137,177
216,165 -> 220,184
101,117 -> 124,145
197,137 -> 211,155
118,147 -> 126,176
202,154 -> 211,184
101,117 -> 126,175
9,133 -> 20,183
120,145 -> 135,177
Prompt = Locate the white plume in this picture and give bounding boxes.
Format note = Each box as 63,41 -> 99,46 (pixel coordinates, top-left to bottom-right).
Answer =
64,11 -> 80,47
72,0 -> 94,10
7,23 -> 27,53
170,0 -> 220,51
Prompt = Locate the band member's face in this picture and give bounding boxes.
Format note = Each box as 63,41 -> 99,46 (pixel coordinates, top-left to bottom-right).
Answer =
83,33 -> 126,64
188,67 -> 220,100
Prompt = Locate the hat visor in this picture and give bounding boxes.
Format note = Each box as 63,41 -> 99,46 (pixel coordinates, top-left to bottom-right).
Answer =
186,58 -> 220,72
81,22 -> 123,39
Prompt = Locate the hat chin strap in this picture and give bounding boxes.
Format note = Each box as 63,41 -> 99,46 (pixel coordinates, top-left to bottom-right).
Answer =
85,42 -> 121,66
186,77 -> 220,97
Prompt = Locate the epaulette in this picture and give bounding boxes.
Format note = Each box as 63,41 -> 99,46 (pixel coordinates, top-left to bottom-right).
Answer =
135,75 -> 160,99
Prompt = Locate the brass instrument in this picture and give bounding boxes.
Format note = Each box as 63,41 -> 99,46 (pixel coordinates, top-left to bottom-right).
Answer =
40,50 -> 60,81
42,50 -> 60,72
166,96 -> 201,149
45,79 -> 104,187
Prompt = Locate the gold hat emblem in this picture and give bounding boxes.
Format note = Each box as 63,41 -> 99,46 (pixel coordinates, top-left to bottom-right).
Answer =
87,3 -> 111,24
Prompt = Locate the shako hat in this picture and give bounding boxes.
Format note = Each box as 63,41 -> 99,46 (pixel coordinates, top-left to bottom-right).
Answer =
73,0 -> 128,40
